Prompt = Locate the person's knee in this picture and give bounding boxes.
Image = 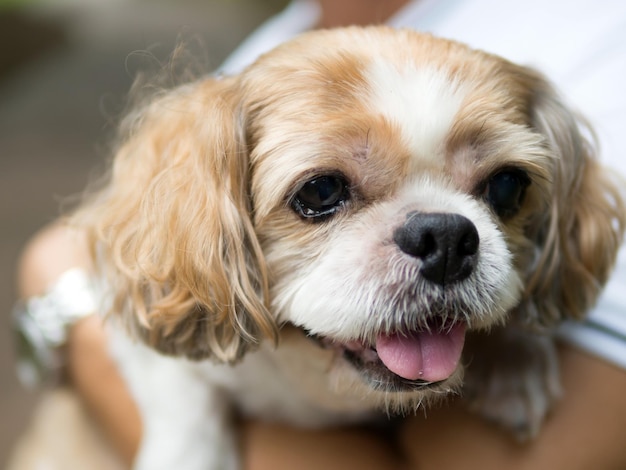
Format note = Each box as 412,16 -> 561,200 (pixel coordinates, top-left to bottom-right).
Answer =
17,223 -> 90,298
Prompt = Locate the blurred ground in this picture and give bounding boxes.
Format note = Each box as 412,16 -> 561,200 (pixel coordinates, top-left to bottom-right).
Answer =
0,1 -> 286,466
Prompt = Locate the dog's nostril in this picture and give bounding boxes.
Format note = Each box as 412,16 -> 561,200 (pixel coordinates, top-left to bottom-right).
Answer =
414,232 -> 437,259
393,212 -> 479,286
458,227 -> 479,257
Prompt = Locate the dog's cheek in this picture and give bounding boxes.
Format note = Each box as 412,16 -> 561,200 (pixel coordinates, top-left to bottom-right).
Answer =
263,217 -> 388,334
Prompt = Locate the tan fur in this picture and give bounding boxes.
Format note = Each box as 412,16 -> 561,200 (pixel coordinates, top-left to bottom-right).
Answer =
74,25 -> 624,410
522,76 -> 625,326
75,78 -> 277,362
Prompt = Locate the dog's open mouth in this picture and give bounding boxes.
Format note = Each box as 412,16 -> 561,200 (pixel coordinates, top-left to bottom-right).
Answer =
309,321 -> 466,391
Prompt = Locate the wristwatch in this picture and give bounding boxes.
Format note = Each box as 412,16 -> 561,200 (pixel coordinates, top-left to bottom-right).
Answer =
12,268 -> 97,388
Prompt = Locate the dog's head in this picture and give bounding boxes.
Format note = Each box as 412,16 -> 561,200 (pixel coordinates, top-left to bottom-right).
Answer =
79,27 -> 624,403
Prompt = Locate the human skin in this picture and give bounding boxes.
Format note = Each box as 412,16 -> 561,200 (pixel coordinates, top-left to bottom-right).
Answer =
316,0 -> 409,28
17,224 -> 142,466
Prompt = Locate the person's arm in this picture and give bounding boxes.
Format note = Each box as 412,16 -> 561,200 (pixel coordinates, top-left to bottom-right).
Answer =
66,316 -> 142,465
17,223 -> 142,467
241,421 -> 402,470
401,345 -> 626,470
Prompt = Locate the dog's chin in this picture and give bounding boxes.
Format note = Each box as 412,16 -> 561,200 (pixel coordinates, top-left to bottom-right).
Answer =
302,320 -> 467,393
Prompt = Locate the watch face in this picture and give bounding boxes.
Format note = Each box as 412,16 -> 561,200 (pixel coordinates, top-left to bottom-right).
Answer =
12,303 -> 60,389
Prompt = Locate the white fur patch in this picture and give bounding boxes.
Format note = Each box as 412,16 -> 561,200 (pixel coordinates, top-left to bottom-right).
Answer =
366,62 -> 466,169
276,177 -> 522,342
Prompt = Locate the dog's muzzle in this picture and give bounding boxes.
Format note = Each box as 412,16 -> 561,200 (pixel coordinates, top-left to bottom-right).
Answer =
309,319 -> 466,392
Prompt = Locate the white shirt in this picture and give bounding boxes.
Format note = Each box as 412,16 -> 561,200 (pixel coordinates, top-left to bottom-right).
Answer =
221,0 -> 626,369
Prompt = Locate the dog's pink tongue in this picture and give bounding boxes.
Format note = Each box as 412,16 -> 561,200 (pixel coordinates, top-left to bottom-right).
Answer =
375,323 -> 466,382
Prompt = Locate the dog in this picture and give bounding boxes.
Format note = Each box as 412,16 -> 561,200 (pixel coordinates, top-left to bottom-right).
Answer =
75,26 -> 625,469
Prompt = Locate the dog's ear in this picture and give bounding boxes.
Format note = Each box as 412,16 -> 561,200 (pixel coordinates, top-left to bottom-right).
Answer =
78,77 -> 278,362
521,70 -> 625,326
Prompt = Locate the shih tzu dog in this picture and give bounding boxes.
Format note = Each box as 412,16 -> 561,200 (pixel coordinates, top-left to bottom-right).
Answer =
75,27 -> 624,469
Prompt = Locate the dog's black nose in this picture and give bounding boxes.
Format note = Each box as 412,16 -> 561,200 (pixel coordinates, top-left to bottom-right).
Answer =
393,212 -> 479,286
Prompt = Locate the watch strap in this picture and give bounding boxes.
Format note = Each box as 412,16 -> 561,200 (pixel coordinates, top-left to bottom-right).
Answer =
12,268 -> 97,388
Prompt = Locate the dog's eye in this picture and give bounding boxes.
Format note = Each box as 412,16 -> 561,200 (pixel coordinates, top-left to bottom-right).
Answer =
484,169 -> 530,218
292,175 -> 349,220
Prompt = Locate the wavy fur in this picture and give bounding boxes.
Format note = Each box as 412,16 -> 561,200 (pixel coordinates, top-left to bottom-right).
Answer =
70,28 -> 624,466
76,77 -> 277,362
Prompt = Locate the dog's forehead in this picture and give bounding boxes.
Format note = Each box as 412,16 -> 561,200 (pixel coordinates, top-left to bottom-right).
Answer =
246,28 -> 534,211
364,60 -> 467,173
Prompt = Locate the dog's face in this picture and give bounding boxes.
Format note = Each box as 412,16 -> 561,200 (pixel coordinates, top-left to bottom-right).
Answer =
80,27 -> 624,408
245,30 -> 545,396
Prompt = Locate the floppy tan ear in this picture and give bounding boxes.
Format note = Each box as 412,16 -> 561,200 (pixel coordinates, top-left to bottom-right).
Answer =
76,77 -> 278,362
520,71 -> 625,326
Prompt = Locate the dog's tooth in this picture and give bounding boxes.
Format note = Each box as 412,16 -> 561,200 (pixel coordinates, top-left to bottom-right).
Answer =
361,348 -> 380,363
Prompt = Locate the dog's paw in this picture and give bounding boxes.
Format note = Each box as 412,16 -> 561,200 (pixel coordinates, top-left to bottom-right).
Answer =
462,330 -> 562,440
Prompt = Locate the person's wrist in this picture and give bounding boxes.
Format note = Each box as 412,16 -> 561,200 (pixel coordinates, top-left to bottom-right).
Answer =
12,268 -> 97,388
66,315 -> 110,384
